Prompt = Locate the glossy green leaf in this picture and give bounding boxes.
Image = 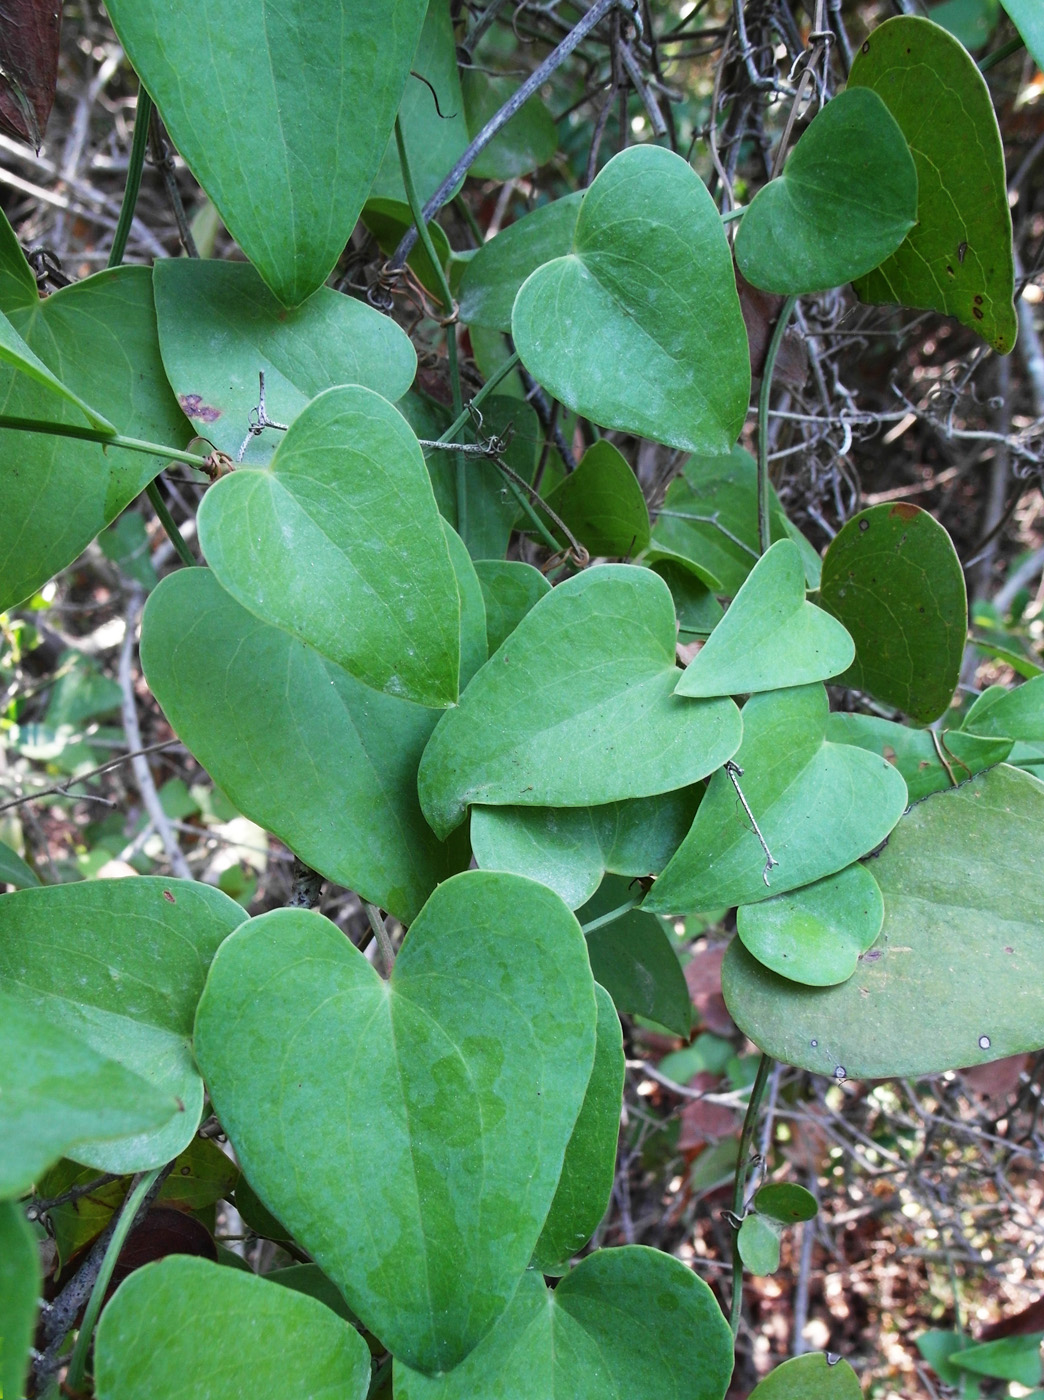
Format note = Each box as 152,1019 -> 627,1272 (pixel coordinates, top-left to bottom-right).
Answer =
394,1246 -> 733,1400
458,193 -> 583,332
849,16 -> 1017,353
736,88 -> 917,294
755,1182 -> 818,1223
154,259 -> 416,464
722,765 -> 1044,1078
737,1213 -> 782,1275
647,685 -> 908,913
737,863 -> 885,986
95,1256 -> 371,1400
951,1333 -> 1044,1386
544,440 -> 651,557
0,1198 -> 41,1400
0,266 -> 191,612
472,787 -> 701,910
0,991 -> 178,1197
653,447 -> 820,596
267,1264 -> 359,1323
418,565 -> 742,838
0,206 -> 37,312
463,69 -> 557,181
676,541 -> 853,698
474,560 -> 551,653
197,385 -> 460,707
963,675 -> 1044,740
0,877 -> 246,1173
581,876 -> 693,1036
533,984 -> 624,1272
513,146 -> 749,454
645,551 -> 725,637
820,503 -> 967,723
370,1 -> 468,206
105,0 -> 428,307
194,873 -> 597,1374
0,302 -> 114,429
424,395 -> 541,561
748,1352 -> 862,1399
827,711 -> 1011,802
1001,0 -> 1044,67
140,568 -> 468,924
0,837 -> 39,888
235,1174 -> 293,1243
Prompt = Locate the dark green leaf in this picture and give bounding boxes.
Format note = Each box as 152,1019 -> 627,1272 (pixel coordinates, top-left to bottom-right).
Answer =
951,1333 -> 1044,1386
645,551 -> 725,638
153,259 -> 416,464
140,568 -> 468,924
737,863 -> 885,986
105,0 -> 428,306
194,874 -> 597,1374
0,1198 -> 42,1400
0,877 -> 246,1172
930,0 -> 1000,50
648,685 -> 908,913
513,146 -> 749,453
736,88 -> 917,294
747,1353 -> 862,1399
473,559 -> 550,652
418,565 -> 741,839
361,197 -> 453,299
544,440 -> 651,557
198,385 -> 461,708
963,675 -> 1044,740
820,503 -> 967,724
463,69 -> 557,181
737,1213 -> 782,1275
458,193 -> 583,332
0,266 -> 191,612
0,302 -> 113,428
676,540 -> 853,698
581,876 -> 693,1036
94,1256 -> 371,1399
1001,0 -> 1044,66
394,1246 -> 734,1400
98,511 -> 158,591
0,837 -> 39,888
754,1182 -> 818,1223
722,765 -> 1044,1078
849,16 -> 1017,353
0,206 -> 37,312
827,711 -> 1011,802
533,984 -> 624,1271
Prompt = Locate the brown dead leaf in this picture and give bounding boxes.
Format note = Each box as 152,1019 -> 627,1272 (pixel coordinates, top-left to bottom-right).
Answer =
0,0 -> 62,149
678,1071 -> 740,1148
685,942 -> 734,1036
736,265 -> 808,391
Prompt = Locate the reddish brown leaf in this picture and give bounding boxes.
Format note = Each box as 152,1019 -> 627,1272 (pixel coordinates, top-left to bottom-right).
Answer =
685,942 -> 734,1036
979,1295 -> 1044,1341
0,0 -> 62,148
959,1053 -> 1029,1106
678,1072 -> 740,1148
735,265 -> 808,390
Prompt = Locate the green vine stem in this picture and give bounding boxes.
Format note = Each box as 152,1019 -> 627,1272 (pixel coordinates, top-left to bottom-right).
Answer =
64,1163 -> 168,1393
107,87 -> 153,270
579,896 -> 641,934
437,351 -> 521,445
0,415 -> 209,469
757,294 -> 798,556
729,1051 -> 774,1338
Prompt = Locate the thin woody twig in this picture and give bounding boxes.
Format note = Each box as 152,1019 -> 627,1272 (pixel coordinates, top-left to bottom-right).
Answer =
724,760 -> 779,886
0,739 -> 179,814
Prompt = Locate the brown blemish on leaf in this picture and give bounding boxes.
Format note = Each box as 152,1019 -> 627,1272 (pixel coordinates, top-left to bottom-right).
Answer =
178,393 -> 223,423
162,889 -> 176,903
958,241 -> 968,264
974,294 -> 984,305
861,39 -> 870,53
889,502 -> 919,520
972,306 -> 984,320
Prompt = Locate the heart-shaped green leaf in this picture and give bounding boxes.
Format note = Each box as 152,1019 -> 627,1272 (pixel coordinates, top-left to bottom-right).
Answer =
738,1213 -> 782,1275
474,560 -> 551,652
820,503 -> 967,723
544,440 -> 651,558
0,266 -> 191,611
676,541 -> 853,698
0,877 -> 246,1173
462,68 -> 557,181
827,711 -> 1011,801
140,568 -> 470,924
395,1246 -> 733,1400
647,685 -> 908,913
512,145 -> 749,453
154,259 -> 416,463
194,873 -> 598,1374
849,16 -> 1017,353
418,565 -> 742,839
735,87 -> 917,295
653,447 -> 820,595
0,206 -> 37,312
458,193 -> 583,332
737,863 -> 885,986
0,1198 -> 42,1400
0,302 -> 114,429
472,787 -> 701,910
963,675 -> 1044,740
105,0 -> 428,307
580,876 -> 693,1036
722,765 -> 1044,1078
748,1353 -> 862,1399
0,993 -> 180,1198
95,1256 -> 371,1400
533,984 -> 624,1272
197,385 -> 461,707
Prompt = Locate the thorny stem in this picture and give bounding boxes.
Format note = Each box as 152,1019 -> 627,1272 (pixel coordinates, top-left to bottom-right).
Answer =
729,1052 -> 775,1338
391,0 -> 634,269
757,295 -> 798,555
107,87 -> 152,269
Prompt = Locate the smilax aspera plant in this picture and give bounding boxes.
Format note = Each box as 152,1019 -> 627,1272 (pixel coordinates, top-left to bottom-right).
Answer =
1,1 -> 1043,1397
